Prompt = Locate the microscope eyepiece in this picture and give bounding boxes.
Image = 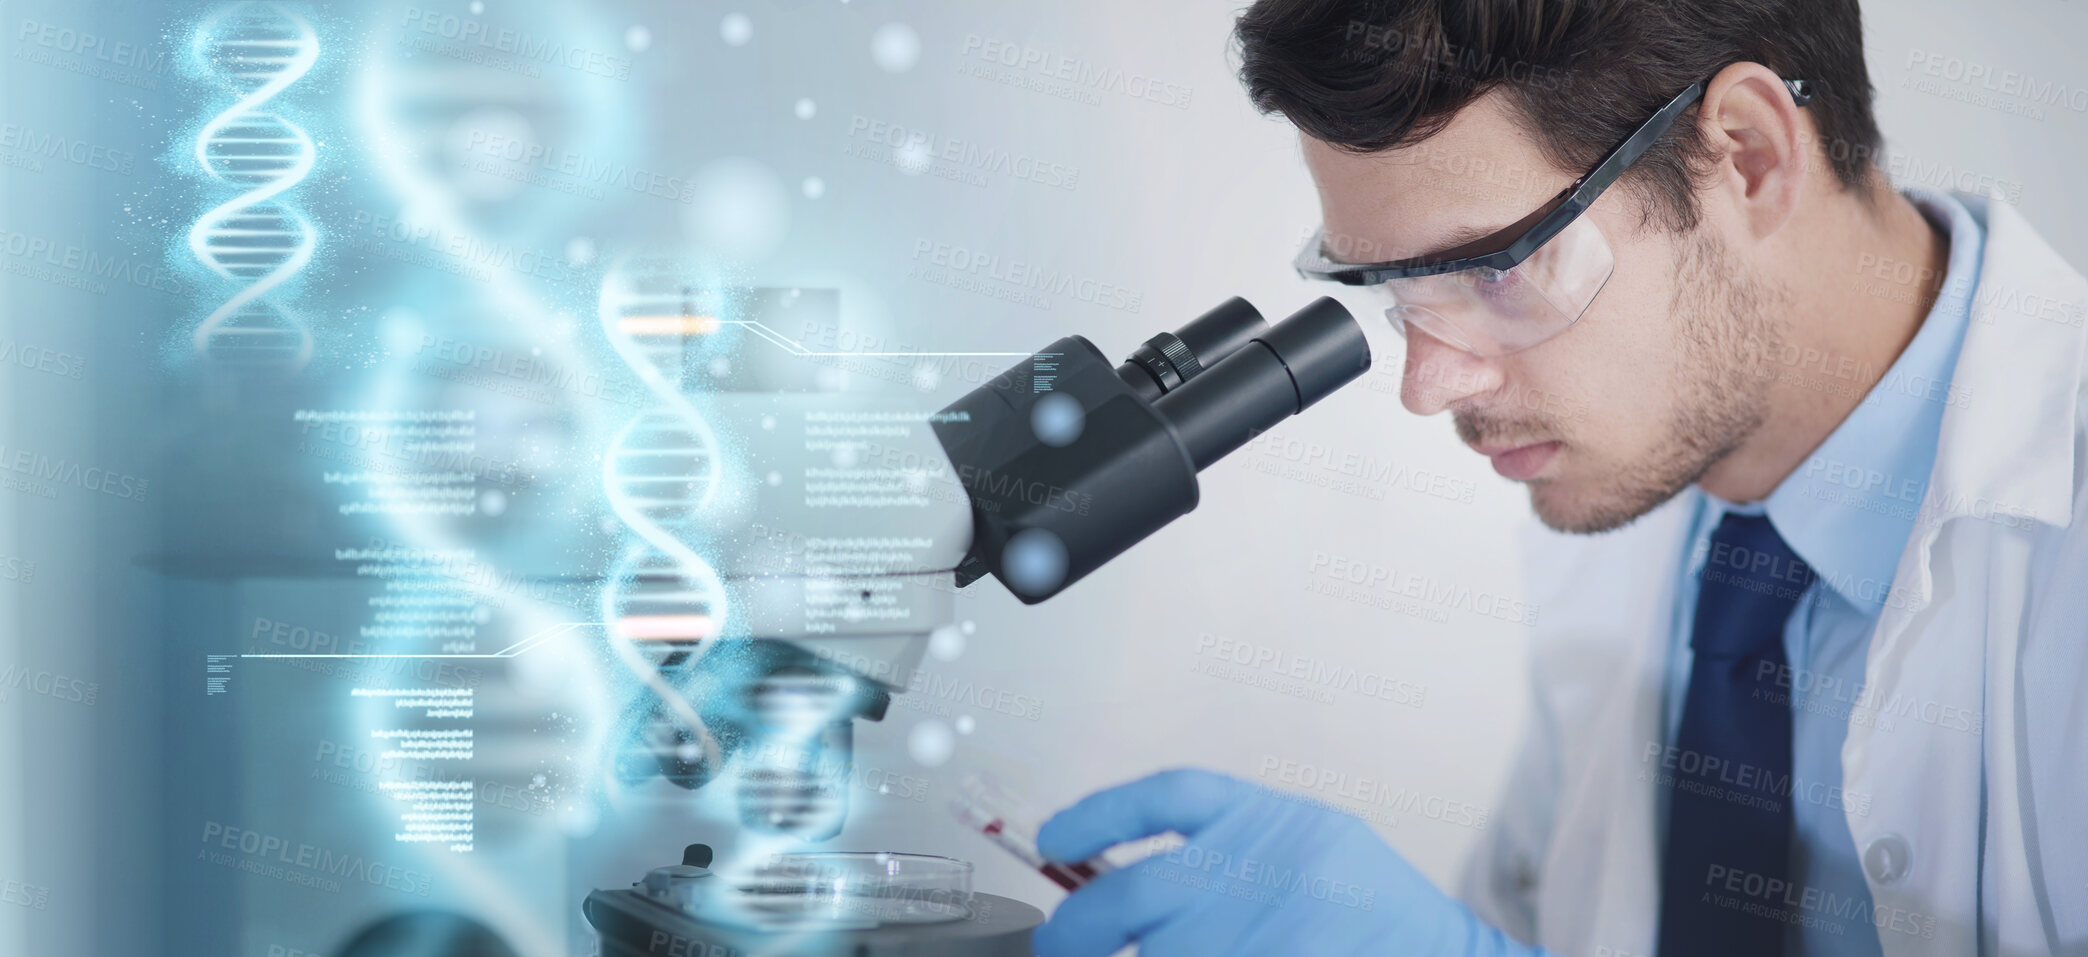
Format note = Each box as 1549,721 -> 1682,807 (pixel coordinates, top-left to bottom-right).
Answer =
933,296 -> 1371,603
1115,297 -> 1269,401
1154,297 -> 1370,471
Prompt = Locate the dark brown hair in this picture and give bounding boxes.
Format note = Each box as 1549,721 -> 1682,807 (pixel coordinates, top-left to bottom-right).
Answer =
1235,0 -> 1882,230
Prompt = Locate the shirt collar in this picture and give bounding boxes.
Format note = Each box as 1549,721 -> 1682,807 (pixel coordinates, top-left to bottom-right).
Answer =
1708,189 -> 1986,611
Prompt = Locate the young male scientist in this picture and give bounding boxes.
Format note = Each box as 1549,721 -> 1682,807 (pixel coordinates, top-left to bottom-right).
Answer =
1028,1 -> 2088,955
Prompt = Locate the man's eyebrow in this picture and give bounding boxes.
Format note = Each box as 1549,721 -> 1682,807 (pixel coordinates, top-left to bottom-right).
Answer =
1408,222 -> 1519,262
1324,222 -> 1507,265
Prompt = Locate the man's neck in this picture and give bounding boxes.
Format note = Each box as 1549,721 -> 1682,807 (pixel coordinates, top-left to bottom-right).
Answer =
1696,181 -> 1952,504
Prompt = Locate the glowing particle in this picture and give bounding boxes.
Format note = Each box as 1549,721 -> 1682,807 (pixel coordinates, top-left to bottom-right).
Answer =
929,624 -> 965,661
625,25 -> 652,52
565,236 -> 596,266
872,22 -> 920,73
1030,392 -> 1085,447
684,157 -> 790,264
720,14 -> 753,46
955,715 -> 975,735
794,97 -> 816,119
894,140 -> 932,175
909,720 -> 955,767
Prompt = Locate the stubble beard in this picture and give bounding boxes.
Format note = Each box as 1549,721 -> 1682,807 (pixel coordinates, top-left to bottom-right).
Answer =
1485,231 -> 1785,535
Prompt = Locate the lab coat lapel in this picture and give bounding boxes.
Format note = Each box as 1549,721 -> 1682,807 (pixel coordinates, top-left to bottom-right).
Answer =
1844,195 -> 2088,957
1525,493 -> 1697,957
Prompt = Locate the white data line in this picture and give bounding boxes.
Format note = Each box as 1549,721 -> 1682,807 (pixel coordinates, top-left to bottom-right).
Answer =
240,622 -> 601,659
721,319 -> 1039,358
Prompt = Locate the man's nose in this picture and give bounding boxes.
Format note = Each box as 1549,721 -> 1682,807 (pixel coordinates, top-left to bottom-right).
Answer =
1401,326 -> 1502,415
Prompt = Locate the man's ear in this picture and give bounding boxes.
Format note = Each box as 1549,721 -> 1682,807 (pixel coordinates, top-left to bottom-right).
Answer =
1698,63 -> 1809,240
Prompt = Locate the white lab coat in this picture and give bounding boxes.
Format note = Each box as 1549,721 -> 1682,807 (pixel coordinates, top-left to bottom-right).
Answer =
1458,194 -> 2088,957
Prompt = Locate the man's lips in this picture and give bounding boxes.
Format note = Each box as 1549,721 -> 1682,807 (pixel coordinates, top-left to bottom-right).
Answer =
1470,440 -> 1562,481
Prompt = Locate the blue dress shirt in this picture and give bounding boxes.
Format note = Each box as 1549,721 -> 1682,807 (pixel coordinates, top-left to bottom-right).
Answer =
1659,189 -> 1986,956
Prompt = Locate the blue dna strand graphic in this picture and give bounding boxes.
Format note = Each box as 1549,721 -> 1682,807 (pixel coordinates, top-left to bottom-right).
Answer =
598,266 -> 733,788
736,670 -> 856,838
187,2 -> 318,368
595,267 -> 853,841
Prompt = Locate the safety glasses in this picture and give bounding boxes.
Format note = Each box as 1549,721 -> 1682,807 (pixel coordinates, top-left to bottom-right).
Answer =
1295,78 -> 1814,357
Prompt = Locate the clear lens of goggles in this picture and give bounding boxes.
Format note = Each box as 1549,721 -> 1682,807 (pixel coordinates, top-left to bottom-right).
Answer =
1375,213 -> 1615,357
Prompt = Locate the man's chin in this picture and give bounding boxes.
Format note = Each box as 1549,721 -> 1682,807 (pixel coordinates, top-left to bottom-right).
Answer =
1527,478 -> 1662,535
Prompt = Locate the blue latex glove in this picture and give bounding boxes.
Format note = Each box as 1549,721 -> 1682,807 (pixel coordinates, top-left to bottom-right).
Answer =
1032,769 -> 1544,957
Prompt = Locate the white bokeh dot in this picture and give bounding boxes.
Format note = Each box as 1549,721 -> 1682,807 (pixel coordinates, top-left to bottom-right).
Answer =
469,0 -> 484,13
872,22 -> 920,72
955,715 -> 975,735
894,140 -> 932,175
625,25 -> 652,52
801,176 -> 825,199
684,158 -> 790,264
720,13 -> 752,46
908,720 -> 955,767
929,624 -> 966,661
378,307 -> 424,354
794,97 -> 816,119
565,236 -> 596,266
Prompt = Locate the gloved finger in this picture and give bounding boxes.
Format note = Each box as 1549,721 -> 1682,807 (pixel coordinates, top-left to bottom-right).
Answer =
1037,768 -> 1252,863
1031,856 -> 1198,957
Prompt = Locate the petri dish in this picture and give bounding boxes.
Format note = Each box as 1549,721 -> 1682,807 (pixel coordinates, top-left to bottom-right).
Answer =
698,851 -> 975,930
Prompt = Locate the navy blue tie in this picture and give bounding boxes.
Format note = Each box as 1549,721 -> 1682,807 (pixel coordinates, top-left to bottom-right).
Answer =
1657,512 -> 1814,957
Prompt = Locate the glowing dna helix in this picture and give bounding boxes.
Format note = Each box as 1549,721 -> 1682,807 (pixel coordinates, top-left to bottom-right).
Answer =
737,669 -> 855,838
596,269 -> 857,840
598,268 -> 733,787
187,2 -> 318,368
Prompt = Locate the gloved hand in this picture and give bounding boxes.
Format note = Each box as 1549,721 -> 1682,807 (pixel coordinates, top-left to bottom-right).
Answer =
1031,769 -> 1543,957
